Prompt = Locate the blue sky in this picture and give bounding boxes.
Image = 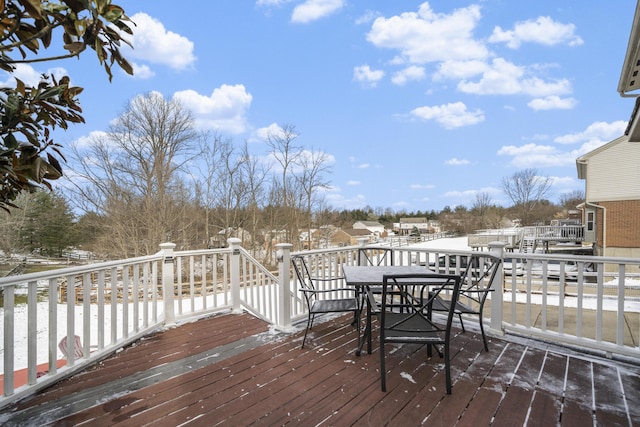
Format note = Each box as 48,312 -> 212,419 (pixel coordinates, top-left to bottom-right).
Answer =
4,1 -> 636,212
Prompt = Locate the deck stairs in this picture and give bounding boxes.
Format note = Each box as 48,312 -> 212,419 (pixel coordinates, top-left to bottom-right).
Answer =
519,236 -> 537,253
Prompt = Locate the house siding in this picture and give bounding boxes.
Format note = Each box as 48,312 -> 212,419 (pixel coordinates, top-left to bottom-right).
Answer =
585,138 -> 640,201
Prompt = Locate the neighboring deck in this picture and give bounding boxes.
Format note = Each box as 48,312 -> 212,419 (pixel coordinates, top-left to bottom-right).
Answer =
1,312 -> 639,426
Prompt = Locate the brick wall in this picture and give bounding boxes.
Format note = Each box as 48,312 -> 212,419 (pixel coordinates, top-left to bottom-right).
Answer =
598,200 -> 640,248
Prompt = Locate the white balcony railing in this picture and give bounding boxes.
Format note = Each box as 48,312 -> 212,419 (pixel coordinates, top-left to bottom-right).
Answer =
1,237 -> 639,409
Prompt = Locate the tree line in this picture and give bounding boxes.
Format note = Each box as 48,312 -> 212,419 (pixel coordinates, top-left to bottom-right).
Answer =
0,92 -> 585,263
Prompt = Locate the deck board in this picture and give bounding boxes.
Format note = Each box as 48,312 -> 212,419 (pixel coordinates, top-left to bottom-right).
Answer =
1,311 -> 639,427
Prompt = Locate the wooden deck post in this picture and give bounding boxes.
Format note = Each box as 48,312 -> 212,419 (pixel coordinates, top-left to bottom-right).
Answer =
488,241 -> 506,335
276,243 -> 293,330
228,238 -> 243,314
160,243 -> 176,326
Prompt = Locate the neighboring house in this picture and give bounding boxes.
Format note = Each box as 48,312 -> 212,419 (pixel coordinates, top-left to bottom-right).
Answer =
393,218 -> 437,235
210,227 -> 253,248
576,136 -> 640,259
330,228 -> 373,247
576,5 -> 640,263
352,221 -> 385,237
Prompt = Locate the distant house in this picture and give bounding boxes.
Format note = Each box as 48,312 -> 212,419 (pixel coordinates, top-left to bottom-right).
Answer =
576,135 -> 640,258
352,221 -> 385,237
393,218 -> 439,235
330,228 -> 373,247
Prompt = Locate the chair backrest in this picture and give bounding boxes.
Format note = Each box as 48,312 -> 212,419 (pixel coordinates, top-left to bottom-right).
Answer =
462,254 -> 502,292
292,255 -> 319,308
460,253 -> 501,296
292,255 -> 314,291
380,273 -> 462,338
358,247 -> 394,266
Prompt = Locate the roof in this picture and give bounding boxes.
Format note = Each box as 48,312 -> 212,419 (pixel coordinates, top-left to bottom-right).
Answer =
618,1 -> 640,96
399,217 -> 427,223
355,221 -> 384,227
618,1 -> 640,141
340,228 -> 372,237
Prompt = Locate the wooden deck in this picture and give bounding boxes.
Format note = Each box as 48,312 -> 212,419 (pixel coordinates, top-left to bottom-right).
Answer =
1,312 -> 639,426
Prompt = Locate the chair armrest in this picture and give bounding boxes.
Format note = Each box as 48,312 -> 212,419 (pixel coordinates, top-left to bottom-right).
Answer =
461,288 -> 494,294
300,287 -> 356,295
309,276 -> 345,282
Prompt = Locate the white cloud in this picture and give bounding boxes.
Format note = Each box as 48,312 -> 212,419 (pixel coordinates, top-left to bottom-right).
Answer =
489,16 -> 584,49
554,121 -> 627,145
256,123 -> 285,141
356,10 -> 380,25
457,58 -> 572,97
445,158 -> 470,166
325,192 -> 368,210
410,184 -> 435,190
347,180 -> 360,186
497,143 -> 582,168
130,63 -> 155,79
291,0 -> 344,24
391,66 -> 426,86
443,186 -> 500,199
1,64 -> 68,87
366,3 -> 488,64
443,189 -> 479,198
410,102 -> 485,129
433,60 -> 488,81
550,176 -> 576,187
353,65 -> 385,87
528,96 -> 577,111
498,143 -> 557,157
124,13 -> 196,71
173,84 -> 253,134
71,130 -> 111,150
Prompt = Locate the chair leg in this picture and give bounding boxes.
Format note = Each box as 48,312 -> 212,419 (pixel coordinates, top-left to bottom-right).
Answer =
444,342 -> 452,395
479,317 -> 489,351
380,342 -> 386,392
301,312 -> 314,349
458,313 -> 465,332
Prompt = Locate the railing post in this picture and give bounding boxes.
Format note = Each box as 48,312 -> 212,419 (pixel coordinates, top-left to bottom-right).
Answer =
228,238 -> 243,314
276,243 -> 293,330
488,241 -> 506,335
357,237 -> 368,265
160,242 -> 176,326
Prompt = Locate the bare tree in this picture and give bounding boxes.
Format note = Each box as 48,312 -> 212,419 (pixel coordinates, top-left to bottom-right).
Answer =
68,92 -> 199,256
471,192 -> 493,229
196,133 -> 227,247
502,168 -> 553,226
265,124 -> 302,244
559,190 -> 585,210
237,142 -> 270,256
295,149 -> 332,250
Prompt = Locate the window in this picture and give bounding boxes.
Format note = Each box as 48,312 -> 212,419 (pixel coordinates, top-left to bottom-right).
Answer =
587,211 -> 595,232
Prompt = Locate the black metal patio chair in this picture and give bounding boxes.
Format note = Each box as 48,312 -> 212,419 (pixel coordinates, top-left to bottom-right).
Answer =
379,273 -> 462,394
357,247 -> 394,267
292,255 -> 360,349
429,254 -> 501,351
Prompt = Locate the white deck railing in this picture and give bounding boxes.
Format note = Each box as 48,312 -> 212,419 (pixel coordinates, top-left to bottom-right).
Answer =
1,237 -> 639,409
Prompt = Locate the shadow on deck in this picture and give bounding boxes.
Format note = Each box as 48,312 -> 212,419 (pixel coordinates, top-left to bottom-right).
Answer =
1,312 -> 639,426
